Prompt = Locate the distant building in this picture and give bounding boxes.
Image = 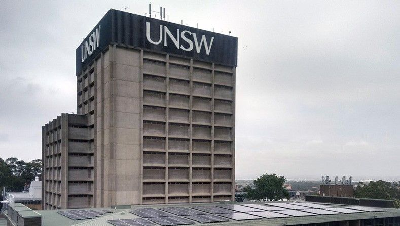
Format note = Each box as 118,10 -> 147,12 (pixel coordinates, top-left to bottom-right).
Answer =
320,175 -> 354,197
2,177 -> 42,210
320,184 -> 354,197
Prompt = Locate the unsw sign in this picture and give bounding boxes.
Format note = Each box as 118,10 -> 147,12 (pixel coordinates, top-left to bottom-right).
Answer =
76,9 -> 238,74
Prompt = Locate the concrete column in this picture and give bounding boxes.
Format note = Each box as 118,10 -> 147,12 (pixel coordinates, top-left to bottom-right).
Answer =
60,114 -> 68,209
211,63 -> 215,202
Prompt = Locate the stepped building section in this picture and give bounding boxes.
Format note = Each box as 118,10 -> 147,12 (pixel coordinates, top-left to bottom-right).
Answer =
42,9 -> 238,209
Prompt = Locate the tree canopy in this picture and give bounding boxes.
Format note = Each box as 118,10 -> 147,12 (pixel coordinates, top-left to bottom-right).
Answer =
0,157 -> 42,192
355,180 -> 400,200
244,173 -> 290,201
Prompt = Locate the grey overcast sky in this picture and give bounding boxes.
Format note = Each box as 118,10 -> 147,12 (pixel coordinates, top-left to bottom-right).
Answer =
1,0 -> 400,181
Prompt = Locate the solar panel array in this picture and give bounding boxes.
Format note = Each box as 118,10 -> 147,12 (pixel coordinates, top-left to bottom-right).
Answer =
55,202 -> 386,225
57,209 -> 111,220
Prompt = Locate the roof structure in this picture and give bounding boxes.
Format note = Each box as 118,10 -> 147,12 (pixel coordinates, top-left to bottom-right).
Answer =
32,201 -> 400,226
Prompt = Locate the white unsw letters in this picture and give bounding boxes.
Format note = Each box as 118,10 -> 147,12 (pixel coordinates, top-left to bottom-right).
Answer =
81,26 -> 101,63
146,22 -> 214,55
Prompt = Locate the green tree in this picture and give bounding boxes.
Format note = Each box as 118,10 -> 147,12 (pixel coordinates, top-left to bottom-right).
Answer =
244,173 -> 290,201
355,180 -> 399,200
0,157 -> 42,192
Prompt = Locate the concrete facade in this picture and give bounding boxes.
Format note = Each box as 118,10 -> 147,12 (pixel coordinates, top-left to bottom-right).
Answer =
320,185 -> 354,197
43,11 -> 236,209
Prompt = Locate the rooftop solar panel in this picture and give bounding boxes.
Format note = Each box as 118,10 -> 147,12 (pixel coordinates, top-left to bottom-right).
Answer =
107,220 -> 129,226
324,207 -> 364,214
121,218 -> 156,226
217,212 -> 263,221
184,214 -> 229,223
131,208 -> 175,218
303,208 -> 340,215
148,216 -> 195,226
346,206 -> 383,212
242,204 -> 287,211
216,204 -> 264,212
267,203 -> 309,210
292,202 -> 332,209
160,207 -> 206,216
191,206 -> 233,214
276,209 -> 317,217
250,211 -> 289,218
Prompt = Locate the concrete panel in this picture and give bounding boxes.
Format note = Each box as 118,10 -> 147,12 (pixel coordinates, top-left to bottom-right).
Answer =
68,127 -> 89,140
68,155 -> 93,167
114,144 -> 140,160
168,139 -> 189,152
214,169 -> 232,180
169,78 -> 190,95
68,115 -> 88,126
168,153 -> 189,165
192,183 -> 211,194
115,80 -> 140,98
115,112 -> 140,129
193,111 -> 212,125
143,137 -> 165,151
143,183 -> 165,195
214,85 -> 233,100
193,68 -> 212,83
193,82 -> 211,97
214,127 -> 232,140
143,152 -> 165,165
115,159 -> 141,177
115,48 -> 140,66
143,59 -> 166,76
169,94 -> 189,109
144,74 -> 166,92
168,168 -> 189,180
143,168 -> 165,180
214,71 -> 233,86
168,124 -> 189,138
168,109 -> 189,123
192,169 -> 211,180
115,63 -> 140,82
168,183 -> 189,195
116,174 -> 140,191
68,142 -> 91,153
193,97 -> 211,111
214,154 -> 232,166
214,141 -> 232,154
192,126 -> 211,139
115,96 -> 140,113
193,140 -> 211,153
192,154 -> 211,166
143,122 -> 165,137
115,128 -> 140,145
169,64 -> 189,80
143,106 -> 166,121
144,91 -> 166,107
214,113 -> 232,127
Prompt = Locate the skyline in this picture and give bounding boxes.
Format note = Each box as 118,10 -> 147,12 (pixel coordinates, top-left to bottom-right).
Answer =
1,0 -> 400,180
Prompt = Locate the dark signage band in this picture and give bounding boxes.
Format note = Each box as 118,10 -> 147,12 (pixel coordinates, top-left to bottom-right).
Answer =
76,9 -> 238,74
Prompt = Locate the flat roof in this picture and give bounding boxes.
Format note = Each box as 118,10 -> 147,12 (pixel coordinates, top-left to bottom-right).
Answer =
35,201 -> 400,226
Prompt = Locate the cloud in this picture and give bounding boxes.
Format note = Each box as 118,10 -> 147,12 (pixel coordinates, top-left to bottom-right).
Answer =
1,1 -> 400,180
345,140 -> 369,147
0,133 -> 9,142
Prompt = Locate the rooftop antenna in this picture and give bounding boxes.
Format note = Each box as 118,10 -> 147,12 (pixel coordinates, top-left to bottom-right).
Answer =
181,20 -> 183,25
149,3 -> 152,18
163,8 -> 165,20
229,31 -> 232,35
160,7 -> 162,19
197,23 -> 198,29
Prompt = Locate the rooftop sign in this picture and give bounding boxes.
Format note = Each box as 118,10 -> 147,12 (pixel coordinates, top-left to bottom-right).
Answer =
76,9 -> 238,74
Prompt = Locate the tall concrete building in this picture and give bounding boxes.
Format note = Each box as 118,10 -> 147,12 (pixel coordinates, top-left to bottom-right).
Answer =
42,9 -> 238,209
